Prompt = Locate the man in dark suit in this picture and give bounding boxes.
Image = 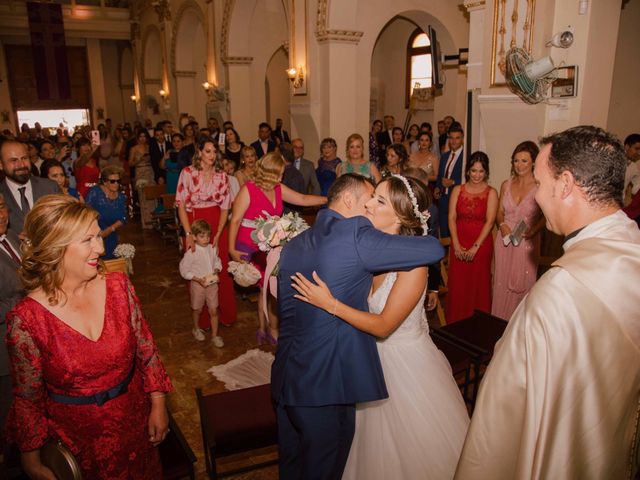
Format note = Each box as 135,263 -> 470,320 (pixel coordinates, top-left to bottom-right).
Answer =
273,118 -> 291,144
207,117 -> 221,144
292,138 -> 320,195
0,140 -> 59,236
376,114 -> 395,152
149,126 -> 171,184
0,193 -> 25,440
272,174 -> 444,480
436,124 -> 464,237
250,123 -> 276,158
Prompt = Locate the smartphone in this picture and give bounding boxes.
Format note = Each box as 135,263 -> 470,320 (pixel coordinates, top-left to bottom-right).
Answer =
91,130 -> 100,146
218,133 -> 226,146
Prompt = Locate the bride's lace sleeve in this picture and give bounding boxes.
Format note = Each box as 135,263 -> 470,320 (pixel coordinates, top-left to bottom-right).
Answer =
6,314 -> 48,451
123,275 -> 173,394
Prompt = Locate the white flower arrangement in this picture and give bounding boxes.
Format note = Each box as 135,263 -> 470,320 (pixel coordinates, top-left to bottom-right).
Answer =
113,243 -> 136,260
250,211 -> 310,252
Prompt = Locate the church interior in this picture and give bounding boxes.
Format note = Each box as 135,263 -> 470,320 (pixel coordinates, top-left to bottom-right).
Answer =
0,0 -> 639,478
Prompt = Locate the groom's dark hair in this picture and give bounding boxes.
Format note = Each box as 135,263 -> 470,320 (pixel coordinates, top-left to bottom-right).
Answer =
327,173 -> 374,206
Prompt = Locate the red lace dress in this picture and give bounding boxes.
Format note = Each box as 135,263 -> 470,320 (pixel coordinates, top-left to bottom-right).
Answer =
6,272 -> 172,479
446,185 -> 493,323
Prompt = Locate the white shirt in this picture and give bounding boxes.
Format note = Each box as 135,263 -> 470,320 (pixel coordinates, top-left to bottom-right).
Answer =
179,243 -> 222,280
4,177 -> 34,211
625,161 -> 640,196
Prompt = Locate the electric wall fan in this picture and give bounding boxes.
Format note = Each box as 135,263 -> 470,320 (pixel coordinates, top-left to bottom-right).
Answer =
505,47 -> 556,104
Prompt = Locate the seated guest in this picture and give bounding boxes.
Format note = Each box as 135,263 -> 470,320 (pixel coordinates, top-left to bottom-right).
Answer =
85,165 -> 128,259
250,122 -> 276,158
316,137 -> 342,196
336,133 -> 382,184
40,159 -> 82,200
6,194 -> 172,479
235,146 -> 258,187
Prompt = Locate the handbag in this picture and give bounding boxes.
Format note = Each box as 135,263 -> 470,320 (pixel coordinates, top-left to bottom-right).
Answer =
40,439 -> 82,480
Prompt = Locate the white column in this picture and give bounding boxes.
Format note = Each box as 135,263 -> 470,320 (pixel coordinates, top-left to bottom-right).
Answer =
86,38 -> 107,126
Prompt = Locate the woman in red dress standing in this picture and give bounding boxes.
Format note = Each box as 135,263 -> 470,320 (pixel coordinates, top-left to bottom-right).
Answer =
7,195 -> 172,479
446,151 -> 498,323
176,138 -> 237,327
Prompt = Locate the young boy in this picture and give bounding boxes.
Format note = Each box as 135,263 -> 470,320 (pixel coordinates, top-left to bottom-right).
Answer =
179,219 -> 224,347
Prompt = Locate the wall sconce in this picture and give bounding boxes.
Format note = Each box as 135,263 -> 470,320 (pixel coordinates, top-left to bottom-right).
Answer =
130,94 -> 137,102
159,89 -> 168,99
202,81 -> 213,100
286,67 -> 304,89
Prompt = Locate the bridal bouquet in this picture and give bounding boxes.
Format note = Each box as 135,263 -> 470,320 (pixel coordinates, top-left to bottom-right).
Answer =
250,212 -> 309,252
227,261 -> 262,287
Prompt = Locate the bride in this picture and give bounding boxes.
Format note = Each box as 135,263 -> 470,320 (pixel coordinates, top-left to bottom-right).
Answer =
291,175 -> 469,479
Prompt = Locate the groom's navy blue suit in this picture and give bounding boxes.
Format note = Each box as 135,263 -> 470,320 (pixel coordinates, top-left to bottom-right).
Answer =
272,208 -> 444,480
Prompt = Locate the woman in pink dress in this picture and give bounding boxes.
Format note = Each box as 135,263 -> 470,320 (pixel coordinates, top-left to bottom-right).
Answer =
176,138 -> 237,327
446,152 -> 498,324
7,195 -> 171,479
228,151 -> 326,344
491,141 -> 544,320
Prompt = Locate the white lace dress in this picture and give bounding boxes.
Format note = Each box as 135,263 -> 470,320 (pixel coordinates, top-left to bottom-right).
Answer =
342,272 -> 470,480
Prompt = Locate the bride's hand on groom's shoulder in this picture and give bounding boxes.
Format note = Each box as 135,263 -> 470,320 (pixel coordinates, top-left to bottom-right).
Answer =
291,271 -> 335,312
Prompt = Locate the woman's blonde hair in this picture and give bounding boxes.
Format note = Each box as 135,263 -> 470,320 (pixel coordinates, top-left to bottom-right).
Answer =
20,194 -> 103,305
252,151 -> 285,190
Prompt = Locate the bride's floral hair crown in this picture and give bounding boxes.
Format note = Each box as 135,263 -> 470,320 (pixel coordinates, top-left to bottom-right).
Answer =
392,174 -> 430,235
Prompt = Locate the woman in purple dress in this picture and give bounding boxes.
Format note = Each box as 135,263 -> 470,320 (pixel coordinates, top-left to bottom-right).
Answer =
491,141 -> 545,320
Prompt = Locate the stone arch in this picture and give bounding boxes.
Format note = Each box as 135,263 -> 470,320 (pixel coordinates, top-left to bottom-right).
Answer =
265,45 -> 290,128
172,1 -> 208,122
170,0 -> 207,75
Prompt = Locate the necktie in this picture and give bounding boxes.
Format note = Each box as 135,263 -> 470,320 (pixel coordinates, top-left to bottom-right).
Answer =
160,143 -> 164,155
18,186 -> 30,214
444,152 -> 456,194
0,238 -> 20,264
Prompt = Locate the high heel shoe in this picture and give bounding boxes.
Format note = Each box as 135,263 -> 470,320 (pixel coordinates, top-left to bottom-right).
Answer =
266,330 -> 278,346
256,329 -> 267,346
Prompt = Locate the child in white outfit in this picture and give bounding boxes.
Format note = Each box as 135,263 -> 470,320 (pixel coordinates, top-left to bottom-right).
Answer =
179,219 -> 224,347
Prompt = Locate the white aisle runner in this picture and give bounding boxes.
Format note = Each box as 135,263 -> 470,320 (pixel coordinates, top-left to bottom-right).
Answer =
208,349 -> 274,390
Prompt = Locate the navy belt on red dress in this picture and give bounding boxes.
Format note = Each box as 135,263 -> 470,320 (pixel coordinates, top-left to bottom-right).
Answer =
47,363 -> 136,407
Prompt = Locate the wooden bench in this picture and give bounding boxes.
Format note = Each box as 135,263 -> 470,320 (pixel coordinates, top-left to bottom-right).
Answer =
196,384 -> 278,479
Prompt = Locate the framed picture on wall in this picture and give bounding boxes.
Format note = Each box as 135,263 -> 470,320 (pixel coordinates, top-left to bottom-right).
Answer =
491,0 -> 536,86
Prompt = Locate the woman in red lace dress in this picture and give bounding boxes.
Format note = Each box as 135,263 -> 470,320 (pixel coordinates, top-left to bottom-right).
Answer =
446,152 -> 498,323
6,195 -> 172,479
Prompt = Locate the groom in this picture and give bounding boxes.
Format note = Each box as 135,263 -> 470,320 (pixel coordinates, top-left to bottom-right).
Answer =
272,173 -> 444,479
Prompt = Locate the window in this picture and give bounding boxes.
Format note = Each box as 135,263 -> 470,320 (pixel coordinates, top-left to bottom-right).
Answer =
406,29 -> 432,107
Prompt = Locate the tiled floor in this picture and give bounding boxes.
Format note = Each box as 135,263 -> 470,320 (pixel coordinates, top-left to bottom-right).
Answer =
121,222 -> 278,479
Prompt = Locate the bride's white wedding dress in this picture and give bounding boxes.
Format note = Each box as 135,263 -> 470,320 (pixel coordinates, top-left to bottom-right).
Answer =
342,272 -> 470,480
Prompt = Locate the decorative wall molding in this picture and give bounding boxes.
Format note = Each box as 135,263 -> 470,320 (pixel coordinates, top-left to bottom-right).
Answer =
220,0 -> 235,60
153,0 -> 171,23
222,56 -> 253,65
143,77 -> 162,85
463,0 -> 486,11
316,30 -> 364,44
316,0 -> 328,34
174,70 -> 196,77
170,0 -> 207,76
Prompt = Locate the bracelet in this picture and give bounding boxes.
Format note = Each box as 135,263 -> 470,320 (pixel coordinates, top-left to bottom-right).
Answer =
185,231 -> 192,236
150,392 -> 166,399
330,298 -> 338,317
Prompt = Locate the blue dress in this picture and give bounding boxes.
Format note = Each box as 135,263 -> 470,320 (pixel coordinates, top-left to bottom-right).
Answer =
316,158 -> 342,196
165,151 -> 182,194
85,186 -> 128,259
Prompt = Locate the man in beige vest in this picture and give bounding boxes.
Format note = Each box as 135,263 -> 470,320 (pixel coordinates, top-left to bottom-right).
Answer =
455,125 -> 640,479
